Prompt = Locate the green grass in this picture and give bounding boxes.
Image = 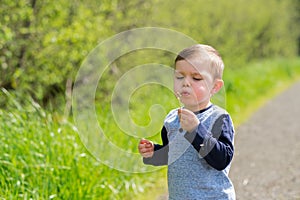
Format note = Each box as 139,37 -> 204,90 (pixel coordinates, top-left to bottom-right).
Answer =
0,58 -> 300,199
224,58 -> 300,125
0,91 -> 152,199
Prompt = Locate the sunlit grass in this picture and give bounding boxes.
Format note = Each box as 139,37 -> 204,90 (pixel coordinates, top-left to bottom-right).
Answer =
0,91 -> 153,199
224,58 -> 300,125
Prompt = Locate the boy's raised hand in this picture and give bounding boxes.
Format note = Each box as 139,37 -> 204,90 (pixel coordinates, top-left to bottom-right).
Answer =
178,108 -> 200,133
138,139 -> 154,158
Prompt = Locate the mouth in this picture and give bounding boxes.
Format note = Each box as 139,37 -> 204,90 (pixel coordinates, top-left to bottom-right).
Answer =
180,91 -> 191,97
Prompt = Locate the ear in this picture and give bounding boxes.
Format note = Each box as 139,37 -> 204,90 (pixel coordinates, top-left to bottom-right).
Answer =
211,79 -> 224,95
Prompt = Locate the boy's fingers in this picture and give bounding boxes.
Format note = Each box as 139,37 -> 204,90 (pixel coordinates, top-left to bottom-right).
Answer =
138,144 -> 147,151
138,144 -> 153,151
140,138 -> 151,144
141,144 -> 153,150
142,153 -> 153,158
140,148 -> 151,154
177,108 -> 182,115
140,139 -> 153,147
140,140 -> 147,144
145,143 -> 153,148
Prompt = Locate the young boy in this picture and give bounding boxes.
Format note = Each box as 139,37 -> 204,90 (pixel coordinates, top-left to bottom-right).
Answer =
138,44 -> 235,199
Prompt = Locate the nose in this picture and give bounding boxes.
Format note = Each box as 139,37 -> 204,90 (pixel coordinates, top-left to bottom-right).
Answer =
182,77 -> 191,87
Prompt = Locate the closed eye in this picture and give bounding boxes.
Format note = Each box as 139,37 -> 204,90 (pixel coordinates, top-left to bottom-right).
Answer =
193,77 -> 203,81
175,76 -> 184,79
174,72 -> 184,79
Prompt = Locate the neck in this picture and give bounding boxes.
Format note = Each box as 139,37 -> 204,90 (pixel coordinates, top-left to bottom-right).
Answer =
185,101 -> 212,112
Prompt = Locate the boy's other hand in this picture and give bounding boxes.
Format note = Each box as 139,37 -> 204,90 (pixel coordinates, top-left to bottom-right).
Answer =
138,139 -> 154,158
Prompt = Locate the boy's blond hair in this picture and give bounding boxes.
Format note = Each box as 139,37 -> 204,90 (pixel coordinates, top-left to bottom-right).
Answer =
175,44 -> 224,80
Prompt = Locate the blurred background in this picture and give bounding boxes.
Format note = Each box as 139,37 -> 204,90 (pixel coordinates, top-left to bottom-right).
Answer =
1,0 -> 299,109
1,0 -> 300,199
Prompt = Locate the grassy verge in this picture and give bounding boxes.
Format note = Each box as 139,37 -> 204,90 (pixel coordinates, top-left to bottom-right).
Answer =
0,58 -> 299,199
0,91 -> 152,199
224,58 -> 300,125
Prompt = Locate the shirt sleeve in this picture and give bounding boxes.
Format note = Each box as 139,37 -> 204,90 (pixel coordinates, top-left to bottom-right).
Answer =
143,126 -> 169,166
184,114 -> 234,170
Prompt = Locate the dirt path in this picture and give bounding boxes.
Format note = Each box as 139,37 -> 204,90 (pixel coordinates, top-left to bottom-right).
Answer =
230,81 -> 300,200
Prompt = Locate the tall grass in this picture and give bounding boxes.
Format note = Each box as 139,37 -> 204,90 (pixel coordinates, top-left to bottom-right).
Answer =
0,58 -> 299,199
0,90 -> 153,199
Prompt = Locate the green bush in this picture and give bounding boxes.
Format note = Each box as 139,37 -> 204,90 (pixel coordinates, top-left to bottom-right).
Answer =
1,0 -> 299,106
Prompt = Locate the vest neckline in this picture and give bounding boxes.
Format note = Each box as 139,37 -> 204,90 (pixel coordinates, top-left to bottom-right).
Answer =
193,104 -> 213,115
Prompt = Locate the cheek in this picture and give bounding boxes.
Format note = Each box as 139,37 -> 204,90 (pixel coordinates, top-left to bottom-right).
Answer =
173,80 -> 181,91
192,84 -> 210,98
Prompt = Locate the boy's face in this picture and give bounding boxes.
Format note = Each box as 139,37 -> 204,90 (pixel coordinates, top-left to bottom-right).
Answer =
174,59 -> 217,112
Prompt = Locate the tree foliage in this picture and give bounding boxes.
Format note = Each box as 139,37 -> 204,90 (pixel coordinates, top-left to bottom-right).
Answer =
150,0 -> 299,65
0,0 -> 299,107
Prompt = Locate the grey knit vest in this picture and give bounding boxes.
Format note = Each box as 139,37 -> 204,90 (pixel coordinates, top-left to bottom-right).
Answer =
164,105 -> 235,200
